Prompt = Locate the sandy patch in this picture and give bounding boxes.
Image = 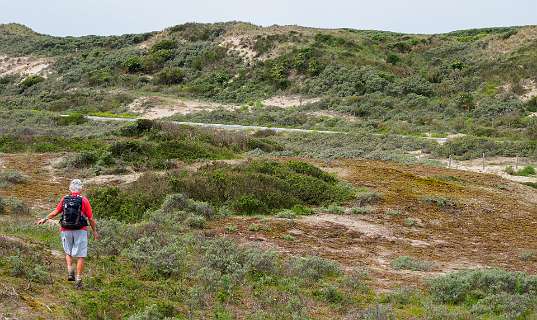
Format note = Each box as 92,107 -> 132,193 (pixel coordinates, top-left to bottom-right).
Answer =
300,214 -> 394,239
84,173 -> 143,186
262,95 -> 321,108
219,35 -> 258,62
126,96 -> 240,119
0,55 -> 51,78
439,156 -> 537,184
521,79 -> 537,102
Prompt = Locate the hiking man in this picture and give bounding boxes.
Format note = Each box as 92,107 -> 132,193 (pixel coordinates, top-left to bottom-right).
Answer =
37,179 -> 99,288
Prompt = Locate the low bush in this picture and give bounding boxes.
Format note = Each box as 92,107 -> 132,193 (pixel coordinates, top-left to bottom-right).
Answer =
55,113 -> 87,126
8,253 -> 51,284
186,215 -> 207,229
288,255 -> 342,281
170,160 -> 353,215
351,206 -> 374,214
355,191 -> 383,206
314,285 -> 344,303
155,67 -> 184,85
505,165 -> 536,176
391,256 -> 433,271
325,204 -> 345,214
421,196 -> 457,208
0,170 -> 28,187
19,75 -> 44,89
123,236 -> 187,276
404,218 -> 418,227
428,269 -> 537,305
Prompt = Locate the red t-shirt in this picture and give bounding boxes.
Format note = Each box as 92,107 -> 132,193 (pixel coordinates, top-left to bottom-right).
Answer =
56,192 -> 93,232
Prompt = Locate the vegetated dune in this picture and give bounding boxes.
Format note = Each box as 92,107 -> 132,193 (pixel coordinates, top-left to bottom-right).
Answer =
3,152 -> 536,291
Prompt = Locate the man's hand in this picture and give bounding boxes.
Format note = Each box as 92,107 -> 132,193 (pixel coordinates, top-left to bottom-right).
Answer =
36,218 -> 48,225
92,231 -> 100,240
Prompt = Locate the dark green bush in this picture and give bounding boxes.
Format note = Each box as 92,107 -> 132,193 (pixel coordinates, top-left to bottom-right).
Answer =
155,67 -> 184,85
233,195 -> 267,215
19,75 -> 44,89
55,113 -> 87,126
170,160 -> 353,214
150,39 -> 177,51
123,56 -> 144,73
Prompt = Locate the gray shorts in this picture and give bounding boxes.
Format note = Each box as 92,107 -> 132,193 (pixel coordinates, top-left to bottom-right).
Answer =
61,230 -> 88,257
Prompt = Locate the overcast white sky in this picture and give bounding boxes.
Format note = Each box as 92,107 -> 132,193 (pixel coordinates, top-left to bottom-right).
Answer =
1,0 -> 536,36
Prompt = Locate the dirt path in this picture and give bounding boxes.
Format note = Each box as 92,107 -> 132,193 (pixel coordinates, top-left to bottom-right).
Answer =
437,156 -> 537,184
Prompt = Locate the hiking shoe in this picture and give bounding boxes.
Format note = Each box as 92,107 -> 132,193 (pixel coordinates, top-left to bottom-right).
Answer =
75,279 -> 83,289
67,272 -> 75,281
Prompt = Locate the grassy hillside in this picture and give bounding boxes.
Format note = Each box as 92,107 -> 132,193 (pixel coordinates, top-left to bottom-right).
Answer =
0,22 -> 536,145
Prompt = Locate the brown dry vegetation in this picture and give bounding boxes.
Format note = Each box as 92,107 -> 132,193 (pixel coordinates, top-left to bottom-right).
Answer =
205,158 -> 537,290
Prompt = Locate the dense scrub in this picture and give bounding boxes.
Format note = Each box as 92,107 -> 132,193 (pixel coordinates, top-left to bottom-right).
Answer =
90,159 -> 354,221
1,23 -> 537,147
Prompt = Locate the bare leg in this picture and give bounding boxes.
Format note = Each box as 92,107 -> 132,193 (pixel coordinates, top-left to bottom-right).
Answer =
65,255 -> 73,273
76,257 -> 85,278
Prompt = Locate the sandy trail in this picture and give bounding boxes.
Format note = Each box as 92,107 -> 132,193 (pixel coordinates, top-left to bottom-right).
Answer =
438,156 -> 537,184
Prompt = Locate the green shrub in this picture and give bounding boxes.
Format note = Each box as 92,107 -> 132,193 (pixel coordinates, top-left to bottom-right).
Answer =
356,191 -> 383,206
19,75 -> 44,89
288,255 -> 341,281
386,53 -> 400,65
127,304 -> 165,320
471,293 -> 536,318
61,151 -> 100,168
170,160 -> 353,215
428,269 -> 537,305
290,204 -> 314,215
123,236 -> 187,276
233,195 -> 267,215
286,160 -> 336,183
55,113 -> 87,126
524,182 -> 537,189
90,173 -> 171,222
421,196 -> 456,208
404,218 -> 417,227
225,224 -> 238,233
351,206 -> 374,214
385,209 -> 401,216
275,209 -> 297,219
186,215 -> 206,229
314,285 -> 344,303
391,256 -> 433,271
505,165 -> 536,176
6,197 -> 30,215
151,39 -> 177,51
325,204 -> 345,214
155,67 -> 184,85
8,253 -> 51,284
123,56 -> 144,73
93,219 -> 136,256
0,170 -> 28,187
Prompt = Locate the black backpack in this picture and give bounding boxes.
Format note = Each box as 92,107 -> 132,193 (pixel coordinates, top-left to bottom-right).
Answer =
60,195 -> 88,230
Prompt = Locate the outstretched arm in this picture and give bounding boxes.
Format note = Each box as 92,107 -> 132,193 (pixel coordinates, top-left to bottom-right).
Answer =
37,209 -> 60,224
